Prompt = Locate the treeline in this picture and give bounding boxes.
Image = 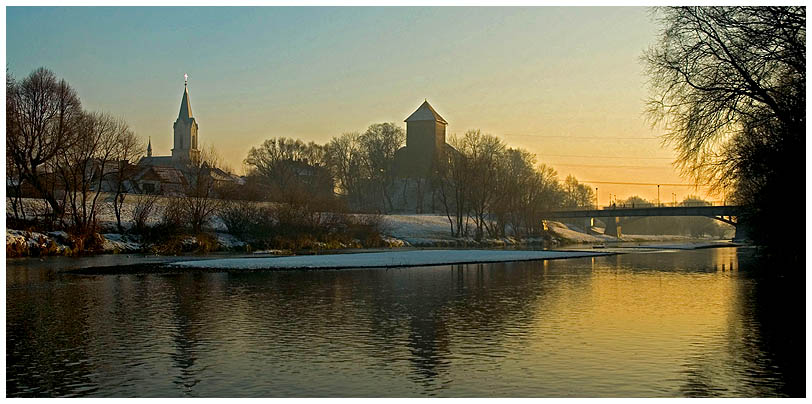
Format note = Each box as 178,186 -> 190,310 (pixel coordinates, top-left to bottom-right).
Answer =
240,128 -> 596,240
238,122 -> 406,213
7,68 -> 143,245
433,130 -> 593,239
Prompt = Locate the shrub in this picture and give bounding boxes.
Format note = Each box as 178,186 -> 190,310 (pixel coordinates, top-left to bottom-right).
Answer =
130,193 -> 159,234
220,201 -> 265,237
161,197 -> 186,230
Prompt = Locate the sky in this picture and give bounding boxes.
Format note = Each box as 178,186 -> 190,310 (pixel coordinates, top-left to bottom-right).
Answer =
6,6 -> 718,204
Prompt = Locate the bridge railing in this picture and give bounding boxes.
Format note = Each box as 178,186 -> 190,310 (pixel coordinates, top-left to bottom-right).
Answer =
596,200 -> 729,210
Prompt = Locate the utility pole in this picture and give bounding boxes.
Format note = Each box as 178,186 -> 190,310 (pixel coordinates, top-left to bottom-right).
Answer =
657,185 -> 660,207
595,188 -> 598,209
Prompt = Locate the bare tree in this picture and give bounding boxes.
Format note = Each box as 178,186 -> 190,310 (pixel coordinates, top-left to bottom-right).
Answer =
130,192 -> 159,234
55,111 -> 131,236
244,136 -> 330,204
456,130 -> 505,240
492,148 -> 540,237
6,67 -> 82,221
562,175 -> 594,209
644,7 -> 805,253
359,122 -> 405,211
181,146 -> 225,234
109,129 -> 144,232
645,7 -> 804,187
325,132 -> 366,208
433,134 -> 470,237
6,73 -> 26,222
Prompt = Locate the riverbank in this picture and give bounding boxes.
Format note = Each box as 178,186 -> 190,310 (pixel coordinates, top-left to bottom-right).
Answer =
6,214 -> 734,259
6,195 -> 733,258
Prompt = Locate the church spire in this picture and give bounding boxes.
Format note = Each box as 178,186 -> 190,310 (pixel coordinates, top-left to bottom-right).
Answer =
178,74 -> 193,120
147,137 -> 152,157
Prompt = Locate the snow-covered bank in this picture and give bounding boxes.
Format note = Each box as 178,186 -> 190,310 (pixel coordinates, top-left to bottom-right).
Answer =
7,196 -> 731,257
7,229 -> 70,257
381,214 -> 549,247
7,229 -> 145,257
543,221 -> 615,243
169,249 -> 610,270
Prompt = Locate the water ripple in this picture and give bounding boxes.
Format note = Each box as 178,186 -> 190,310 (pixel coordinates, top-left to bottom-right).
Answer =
6,248 -> 802,397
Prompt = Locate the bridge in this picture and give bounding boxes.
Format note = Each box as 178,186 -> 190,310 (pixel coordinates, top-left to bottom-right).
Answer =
545,204 -> 746,240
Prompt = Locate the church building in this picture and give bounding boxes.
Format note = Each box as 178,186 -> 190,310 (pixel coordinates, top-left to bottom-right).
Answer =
132,75 -> 242,195
138,75 -> 201,169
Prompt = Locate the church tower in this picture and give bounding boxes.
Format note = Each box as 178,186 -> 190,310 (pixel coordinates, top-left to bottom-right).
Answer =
171,75 -> 200,165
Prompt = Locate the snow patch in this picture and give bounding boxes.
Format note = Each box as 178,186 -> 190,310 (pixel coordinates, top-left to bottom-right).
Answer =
215,232 -> 247,250
545,221 -> 617,243
100,233 -> 141,253
7,229 -> 69,256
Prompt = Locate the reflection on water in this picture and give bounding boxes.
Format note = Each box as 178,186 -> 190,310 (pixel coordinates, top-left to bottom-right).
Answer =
6,248 -> 803,397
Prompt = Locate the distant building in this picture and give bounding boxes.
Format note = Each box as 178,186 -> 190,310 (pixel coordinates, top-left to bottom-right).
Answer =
135,76 -> 241,195
131,165 -> 189,195
389,100 -> 459,213
138,77 -> 201,169
171,80 -> 201,165
393,100 -> 454,178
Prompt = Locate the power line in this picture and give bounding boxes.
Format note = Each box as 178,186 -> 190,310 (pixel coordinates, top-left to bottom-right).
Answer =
503,134 -> 660,140
581,180 -> 709,187
538,153 -> 673,160
550,163 -> 675,169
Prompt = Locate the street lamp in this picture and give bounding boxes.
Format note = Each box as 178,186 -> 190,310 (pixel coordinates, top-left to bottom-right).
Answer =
595,187 -> 598,209
657,185 -> 660,207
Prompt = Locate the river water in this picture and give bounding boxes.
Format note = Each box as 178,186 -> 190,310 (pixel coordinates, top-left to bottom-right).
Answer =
6,247 -> 805,397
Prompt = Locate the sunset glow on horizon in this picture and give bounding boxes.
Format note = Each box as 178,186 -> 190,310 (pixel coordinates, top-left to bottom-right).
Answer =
7,6 -> 714,203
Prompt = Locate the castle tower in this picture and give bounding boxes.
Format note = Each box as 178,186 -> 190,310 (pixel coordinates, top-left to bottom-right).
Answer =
171,75 -> 200,165
400,100 -> 447,176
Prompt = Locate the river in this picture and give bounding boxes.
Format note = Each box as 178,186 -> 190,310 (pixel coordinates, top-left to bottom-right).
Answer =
5,246 -> 804,397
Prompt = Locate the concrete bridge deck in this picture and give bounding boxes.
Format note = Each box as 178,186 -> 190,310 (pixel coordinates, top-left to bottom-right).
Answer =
545,205 -> 745,240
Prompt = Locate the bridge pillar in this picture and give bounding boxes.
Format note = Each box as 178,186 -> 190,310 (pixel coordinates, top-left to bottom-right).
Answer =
604,217 -> 622,238
584,218 -> 595,234
733,222 -> 750,242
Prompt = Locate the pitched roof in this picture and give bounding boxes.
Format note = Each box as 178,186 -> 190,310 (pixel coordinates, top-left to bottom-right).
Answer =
134,166 -> 188,185
178,84 -> 193,120
137,156 -> 173,166
405,100 -> 447,124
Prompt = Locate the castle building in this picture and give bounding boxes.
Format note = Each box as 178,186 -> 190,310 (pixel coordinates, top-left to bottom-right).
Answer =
393,100 -> 452,178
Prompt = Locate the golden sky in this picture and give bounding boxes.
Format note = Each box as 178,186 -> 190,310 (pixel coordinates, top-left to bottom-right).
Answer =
7,7 -> 717,203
